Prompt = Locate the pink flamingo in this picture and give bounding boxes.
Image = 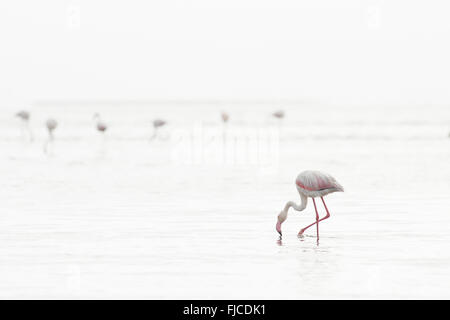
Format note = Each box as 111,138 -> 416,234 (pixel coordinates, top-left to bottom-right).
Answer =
93,113 -> 108,134
221,112 -> 229,123
16,110 -> 30,122
150,119 -> 167,140
44,118 -> 58,154
271,110 -> 285,131
15,110 -> 33,141
276,170 -> 344,240
272,110 -> 285,119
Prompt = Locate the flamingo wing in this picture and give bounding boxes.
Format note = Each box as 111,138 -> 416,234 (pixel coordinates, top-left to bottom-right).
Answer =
296,170 -> 344,192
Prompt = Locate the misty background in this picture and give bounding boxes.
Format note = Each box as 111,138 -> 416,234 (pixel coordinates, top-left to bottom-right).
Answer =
1,0 -> 450,107
1,1 -> 450,300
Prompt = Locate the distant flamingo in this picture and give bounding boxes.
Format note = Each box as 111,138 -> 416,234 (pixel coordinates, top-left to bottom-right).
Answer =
150,119 -> 167,140
44,118 -> 58,154
271,110 -> 285,132
15,110 -> 33,141
16,110 -> 30,121
221,112 -> 229,123
93,113 -> 108,134
276,170 -> 344,241
220,112 -> 229,156
272,110 -> 285,119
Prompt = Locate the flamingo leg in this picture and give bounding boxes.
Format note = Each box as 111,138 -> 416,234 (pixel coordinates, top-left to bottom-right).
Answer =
314,198 -> 319,240
150,128 -> 157,141
298,197 -> 331,238
27,123 -> 33,142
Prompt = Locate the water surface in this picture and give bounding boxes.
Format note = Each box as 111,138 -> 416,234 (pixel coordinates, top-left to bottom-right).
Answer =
1,103 -> 449,299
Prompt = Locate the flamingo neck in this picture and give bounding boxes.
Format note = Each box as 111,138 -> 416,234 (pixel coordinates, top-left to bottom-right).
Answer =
284,201 -> 303,212
284,193 -> 307,213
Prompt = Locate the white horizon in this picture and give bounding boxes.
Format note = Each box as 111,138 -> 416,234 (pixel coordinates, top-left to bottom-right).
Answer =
1,1 -> 450,106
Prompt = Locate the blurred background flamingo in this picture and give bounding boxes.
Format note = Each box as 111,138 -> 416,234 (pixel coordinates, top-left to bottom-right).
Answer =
150,119 -> 167,140
44,118 -> 58,154
93,113 -> 108,135
15,110 -> 33,142
272,110 -> 285,120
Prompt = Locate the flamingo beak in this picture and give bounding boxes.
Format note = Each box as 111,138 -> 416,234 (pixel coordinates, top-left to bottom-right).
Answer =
276,221 -> 282,236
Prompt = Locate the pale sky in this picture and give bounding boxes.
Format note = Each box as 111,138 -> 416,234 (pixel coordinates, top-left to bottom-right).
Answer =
1,0 -> 450,105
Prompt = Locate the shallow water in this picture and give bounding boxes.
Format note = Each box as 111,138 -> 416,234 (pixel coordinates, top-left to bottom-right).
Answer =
1,102 -> 449,299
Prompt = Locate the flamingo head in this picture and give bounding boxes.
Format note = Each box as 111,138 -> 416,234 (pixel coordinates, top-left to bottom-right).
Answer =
276,210 -> 287,236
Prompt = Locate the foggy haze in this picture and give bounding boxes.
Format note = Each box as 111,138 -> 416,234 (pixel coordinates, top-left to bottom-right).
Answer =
1,1 -> 450,106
